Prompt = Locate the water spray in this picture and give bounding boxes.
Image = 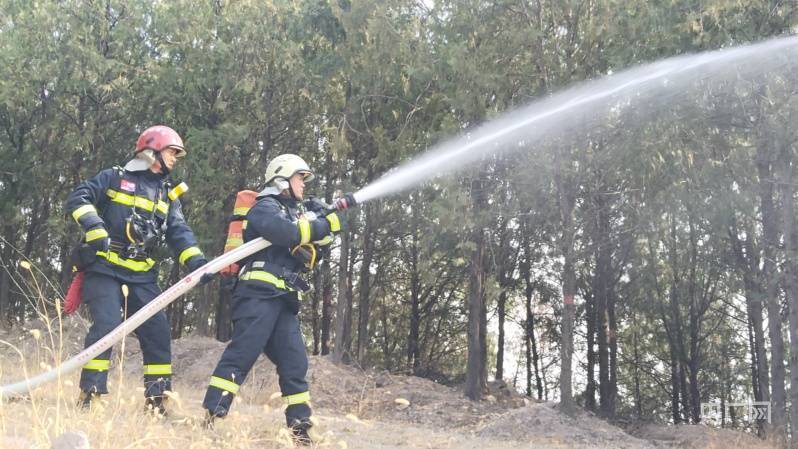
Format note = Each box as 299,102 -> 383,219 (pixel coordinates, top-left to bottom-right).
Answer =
352,35 -> 798,206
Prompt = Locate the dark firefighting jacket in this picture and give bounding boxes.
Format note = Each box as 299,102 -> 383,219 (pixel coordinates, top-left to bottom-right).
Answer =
235,194 -> 339,301
66,167 -> 204,283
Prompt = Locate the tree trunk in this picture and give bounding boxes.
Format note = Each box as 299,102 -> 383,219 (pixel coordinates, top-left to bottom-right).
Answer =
356,204 -> 375,363
632,318 -> 643,418
332,225 -> 353,364
166,263 -> 182,337
311,268 -> 322,355
554,151 -> 577,414
729,218 -> 769,437
214,286 -> 233,341
407,205 -> 421,373
757,140 -> 787,440
321,268 -> 333,355
496,288 -> 507,382
585,287 -> 597,412
669,340 -> 681,424
465,174 -> 488,401
775,145 -> 798,449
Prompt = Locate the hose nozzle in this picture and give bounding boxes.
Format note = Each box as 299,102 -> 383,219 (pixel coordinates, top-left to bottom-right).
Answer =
333,192 -> 357,211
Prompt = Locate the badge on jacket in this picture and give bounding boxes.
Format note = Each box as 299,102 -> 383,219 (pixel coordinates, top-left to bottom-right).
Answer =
121,179 -> 136,192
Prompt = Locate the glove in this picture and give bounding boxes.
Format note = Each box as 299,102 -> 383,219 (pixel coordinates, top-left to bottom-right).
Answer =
199,272 -> 217,286
185,256 -> 208,272
186,257 -> 216,286
303,197 -> 331,215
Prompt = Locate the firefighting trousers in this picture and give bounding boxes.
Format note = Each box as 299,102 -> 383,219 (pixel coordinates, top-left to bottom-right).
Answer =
203,293 -> 310,425
78,272 -> 172,397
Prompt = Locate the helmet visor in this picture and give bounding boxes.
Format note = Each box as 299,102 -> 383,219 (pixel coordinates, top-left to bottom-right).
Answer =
297,170 -> 314,182
168,146 -> 187,158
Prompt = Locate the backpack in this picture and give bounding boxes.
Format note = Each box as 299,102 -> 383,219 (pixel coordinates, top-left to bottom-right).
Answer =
219,190 -> 258,277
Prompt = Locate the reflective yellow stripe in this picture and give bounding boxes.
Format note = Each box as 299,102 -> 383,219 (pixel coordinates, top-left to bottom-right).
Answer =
314,235 -> 334,246
233,207 -> 251,217
97,250 -> 156,272
106,189 -> 169,215
84,359 -> 110,371
85,227 -> 108,242
209,376 -> 240,394
242,220 -> 248,230
71,204 -> 98,222
224,236 -> 243,248
179,246 -> 203,265
297,219 -> 311,245
283,391 -> 310,405
167,182 -> 188,201
326,213 -> 341,233
240,270 -> 287,290
143,364 -> 172,376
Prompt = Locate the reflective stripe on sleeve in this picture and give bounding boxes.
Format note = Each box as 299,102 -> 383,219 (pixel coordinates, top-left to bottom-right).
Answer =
85,227 -> 108,242
167,182 -> 189,201
71,204 -> 99,222
179,246 -> 203,265
326,213 -> 341,233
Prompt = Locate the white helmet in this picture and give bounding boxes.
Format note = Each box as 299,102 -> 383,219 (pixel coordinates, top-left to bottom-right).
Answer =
264,154 -> 315,190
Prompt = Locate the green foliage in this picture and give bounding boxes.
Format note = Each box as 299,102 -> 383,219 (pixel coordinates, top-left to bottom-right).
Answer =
2,0 -> 798,428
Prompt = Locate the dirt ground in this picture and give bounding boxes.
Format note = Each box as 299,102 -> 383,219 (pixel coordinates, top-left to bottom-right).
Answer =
0,317 -> 781,448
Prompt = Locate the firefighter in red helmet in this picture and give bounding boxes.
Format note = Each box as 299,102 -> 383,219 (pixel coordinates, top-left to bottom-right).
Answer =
64,125 -> 207,415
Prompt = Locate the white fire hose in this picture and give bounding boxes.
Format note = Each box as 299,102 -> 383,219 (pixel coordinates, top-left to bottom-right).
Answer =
0,237 -> 271,399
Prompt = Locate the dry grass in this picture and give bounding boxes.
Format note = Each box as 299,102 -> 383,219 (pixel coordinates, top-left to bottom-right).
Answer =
0,261 -> 780,448
0,261 -> 306,449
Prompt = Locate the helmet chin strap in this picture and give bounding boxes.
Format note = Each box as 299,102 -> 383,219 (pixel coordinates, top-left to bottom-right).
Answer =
154,152 -> 170,176
288,184 -> 300,201
274,178 -> 300,201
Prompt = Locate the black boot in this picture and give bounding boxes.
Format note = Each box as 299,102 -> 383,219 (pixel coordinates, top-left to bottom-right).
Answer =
144,396 -> 168,416
77,390 -> 97,410
203,410 -> 217,430
288,417 -> 313,446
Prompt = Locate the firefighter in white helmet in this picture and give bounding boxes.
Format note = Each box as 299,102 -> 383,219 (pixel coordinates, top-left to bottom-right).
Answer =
203,154 -> 343,445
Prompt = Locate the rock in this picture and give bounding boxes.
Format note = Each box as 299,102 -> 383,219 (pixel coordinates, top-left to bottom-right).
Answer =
375,371 -> 393,388
52,431 -> 90,449
485,395 -> 497,404
394,398 -> 410,410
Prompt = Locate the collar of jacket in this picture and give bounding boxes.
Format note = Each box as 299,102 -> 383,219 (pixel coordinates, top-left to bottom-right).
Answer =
125,168 -> 168,182
258,187 -> 300,208
275,193 -> 299,209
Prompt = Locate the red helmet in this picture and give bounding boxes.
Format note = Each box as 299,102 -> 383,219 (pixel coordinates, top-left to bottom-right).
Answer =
135,125 -> 186,157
